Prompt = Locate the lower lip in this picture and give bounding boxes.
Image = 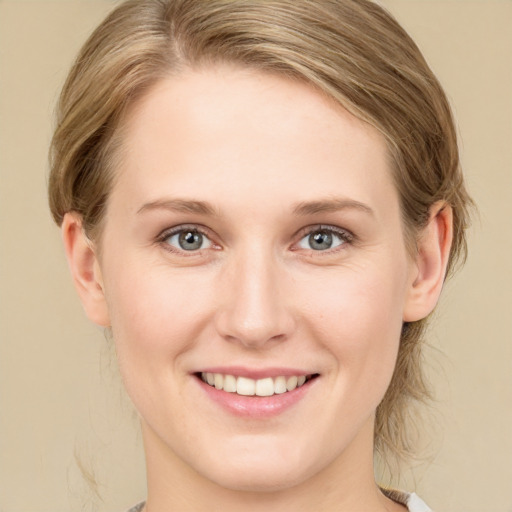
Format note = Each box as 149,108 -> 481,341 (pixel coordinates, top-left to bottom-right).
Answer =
196,377 -> 317,418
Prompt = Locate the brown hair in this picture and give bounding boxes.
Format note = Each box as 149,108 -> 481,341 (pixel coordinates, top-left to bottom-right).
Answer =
49,0 -> 473,467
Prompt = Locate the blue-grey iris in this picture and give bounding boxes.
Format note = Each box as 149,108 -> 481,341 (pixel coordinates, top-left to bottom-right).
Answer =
309,231 -> 333,250
179,231 -> 203,250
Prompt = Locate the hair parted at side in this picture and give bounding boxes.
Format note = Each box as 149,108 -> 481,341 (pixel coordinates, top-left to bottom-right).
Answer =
49,0 -> 473,468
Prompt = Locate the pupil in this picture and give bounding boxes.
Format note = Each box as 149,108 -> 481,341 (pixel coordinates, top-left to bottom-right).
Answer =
179,231 -> 202,250
310,231 -> 332,250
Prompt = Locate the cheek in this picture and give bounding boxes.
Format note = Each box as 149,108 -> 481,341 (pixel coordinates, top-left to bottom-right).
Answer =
102,265 -> 218,421
103,259 -> 217,377
302,262 -> 408,383
306,262 -> 406,333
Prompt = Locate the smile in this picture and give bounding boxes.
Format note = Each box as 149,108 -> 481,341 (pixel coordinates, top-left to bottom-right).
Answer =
200,372 -> 315,397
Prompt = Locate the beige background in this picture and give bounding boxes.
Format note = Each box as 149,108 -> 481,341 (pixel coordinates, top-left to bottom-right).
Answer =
0,0 -> 511,511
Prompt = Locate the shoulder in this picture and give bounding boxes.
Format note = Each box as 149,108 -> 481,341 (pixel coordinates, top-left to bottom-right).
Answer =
125,503 -> 145,512
126,494 -> 432,512
381,488 -> 433,512
406,493 -> 433,512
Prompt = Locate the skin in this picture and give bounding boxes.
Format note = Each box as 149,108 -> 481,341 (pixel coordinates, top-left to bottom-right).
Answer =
63,65 -> 452,512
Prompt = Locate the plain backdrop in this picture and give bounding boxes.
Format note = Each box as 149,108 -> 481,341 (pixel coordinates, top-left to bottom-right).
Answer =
0,1 -> 511,511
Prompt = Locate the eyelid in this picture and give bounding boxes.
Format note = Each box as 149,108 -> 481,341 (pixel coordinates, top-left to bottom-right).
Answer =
154,223 -> 354,255
156,224 -> 219,254
292,224 -> 355,252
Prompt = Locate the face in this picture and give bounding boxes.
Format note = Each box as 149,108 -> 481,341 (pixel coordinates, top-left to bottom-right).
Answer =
95,66 -> 417,491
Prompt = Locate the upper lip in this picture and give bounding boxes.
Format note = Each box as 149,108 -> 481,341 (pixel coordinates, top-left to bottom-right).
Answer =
194,366 -> 316,380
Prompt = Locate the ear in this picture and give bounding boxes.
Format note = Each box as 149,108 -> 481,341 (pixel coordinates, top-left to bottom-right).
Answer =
403,202 -> 453,322
61,212 -> 110,327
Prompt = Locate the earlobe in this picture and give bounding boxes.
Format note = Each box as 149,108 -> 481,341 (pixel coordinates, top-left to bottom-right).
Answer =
403,202 -> 453,322
61,213 -> 110,327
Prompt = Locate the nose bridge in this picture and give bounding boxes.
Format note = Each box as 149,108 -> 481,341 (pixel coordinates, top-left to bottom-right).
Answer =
215,242 -> 294,348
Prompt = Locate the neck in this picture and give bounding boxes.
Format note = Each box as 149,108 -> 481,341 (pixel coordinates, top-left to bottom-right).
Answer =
141,417 -> 405,512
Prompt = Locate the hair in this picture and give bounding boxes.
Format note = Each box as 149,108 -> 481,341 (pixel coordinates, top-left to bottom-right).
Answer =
49,0 -> 473,469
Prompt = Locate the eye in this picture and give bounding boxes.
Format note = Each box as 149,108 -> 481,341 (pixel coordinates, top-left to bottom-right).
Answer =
162,228 -> 213,252
297,227 -> 350,251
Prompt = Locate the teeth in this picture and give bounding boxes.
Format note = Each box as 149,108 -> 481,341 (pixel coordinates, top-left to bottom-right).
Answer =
223,374 -> 237,393
200,372 -> 312,396
255,377 -> 274,397
214,373 -> 223,390
237,376 -> 256,396
274,376 -> 287,394
286,376 -> 298,391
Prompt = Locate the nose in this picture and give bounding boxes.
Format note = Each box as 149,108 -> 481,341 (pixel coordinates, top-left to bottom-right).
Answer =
214,248 -> 296,349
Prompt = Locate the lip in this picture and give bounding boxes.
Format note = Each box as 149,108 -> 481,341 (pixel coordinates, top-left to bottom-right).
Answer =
193,368 -> 319,419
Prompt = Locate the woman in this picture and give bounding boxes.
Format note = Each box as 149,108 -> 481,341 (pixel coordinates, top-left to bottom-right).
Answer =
48,0 -> 472,510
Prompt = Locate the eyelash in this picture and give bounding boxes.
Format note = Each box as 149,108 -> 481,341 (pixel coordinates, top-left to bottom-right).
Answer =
293,225 -> 354,254
156,225 -> 217,256
156,224 -> 355,256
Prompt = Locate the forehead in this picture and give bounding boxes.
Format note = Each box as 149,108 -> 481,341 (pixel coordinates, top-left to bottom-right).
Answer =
113,65 -> 397,218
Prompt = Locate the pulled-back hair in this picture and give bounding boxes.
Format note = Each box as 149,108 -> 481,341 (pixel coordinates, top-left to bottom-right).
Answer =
49,0 -> 473,467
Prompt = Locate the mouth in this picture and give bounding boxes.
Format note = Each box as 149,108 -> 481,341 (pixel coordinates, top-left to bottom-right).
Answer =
198,372 -> 319,397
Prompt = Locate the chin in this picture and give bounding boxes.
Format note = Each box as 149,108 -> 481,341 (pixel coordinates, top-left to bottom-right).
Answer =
204,463 -> 309,493
191,436 -> 320,493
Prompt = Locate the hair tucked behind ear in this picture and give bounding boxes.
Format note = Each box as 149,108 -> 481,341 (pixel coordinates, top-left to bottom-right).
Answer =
49,0 -> 473,470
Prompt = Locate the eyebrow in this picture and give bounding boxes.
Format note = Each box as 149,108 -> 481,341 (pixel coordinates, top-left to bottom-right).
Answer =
137,198 -> 218,216
136,197 -> 374,217
292,198 -> 374,216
